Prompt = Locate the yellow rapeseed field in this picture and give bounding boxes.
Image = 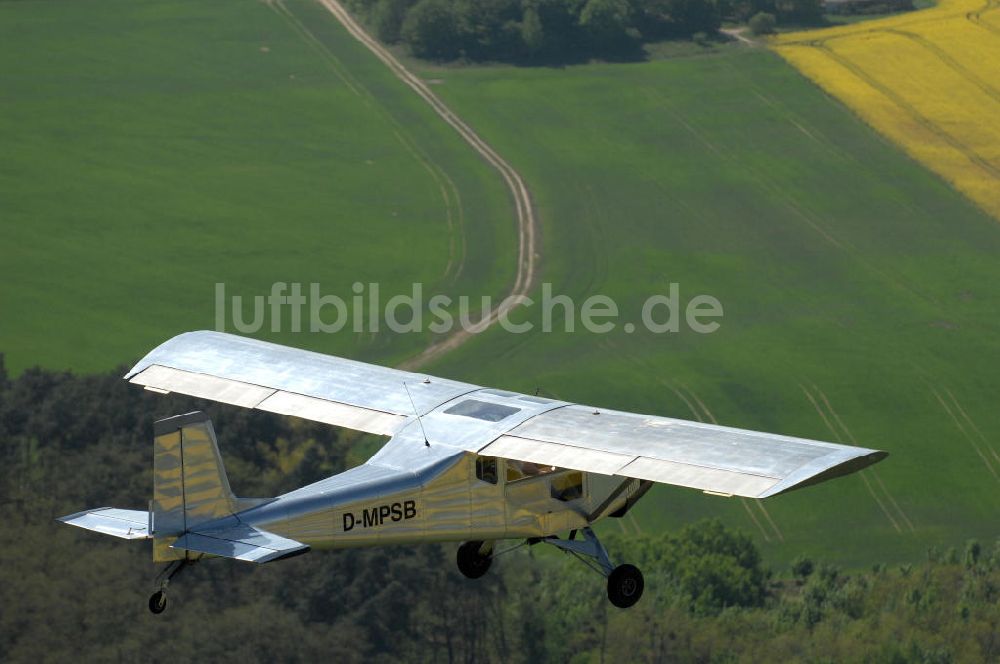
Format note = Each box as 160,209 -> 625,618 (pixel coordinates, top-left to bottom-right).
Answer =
773,0 -> 1000,220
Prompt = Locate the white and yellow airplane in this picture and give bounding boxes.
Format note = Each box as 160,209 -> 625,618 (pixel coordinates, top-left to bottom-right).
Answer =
59,331 -> 887,613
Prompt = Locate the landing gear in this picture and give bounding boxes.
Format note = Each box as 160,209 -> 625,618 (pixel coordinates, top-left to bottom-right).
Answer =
148,590 -> 167,614
607,563 -> 644,608
148,557 -> 194,615
457,540 -> 494,579
543,527 -> 645,608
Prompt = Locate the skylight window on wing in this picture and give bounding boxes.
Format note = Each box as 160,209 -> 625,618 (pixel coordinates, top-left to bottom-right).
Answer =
444,399 -> 521,422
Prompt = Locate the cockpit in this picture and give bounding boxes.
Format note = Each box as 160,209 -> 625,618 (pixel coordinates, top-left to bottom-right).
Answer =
475,455 -> 583,502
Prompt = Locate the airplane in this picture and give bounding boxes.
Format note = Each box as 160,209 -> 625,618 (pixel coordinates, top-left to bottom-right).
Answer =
58,331 -> 888,613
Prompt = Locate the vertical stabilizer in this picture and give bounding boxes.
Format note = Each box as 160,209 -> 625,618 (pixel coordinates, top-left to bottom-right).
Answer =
152,412 -> 237,561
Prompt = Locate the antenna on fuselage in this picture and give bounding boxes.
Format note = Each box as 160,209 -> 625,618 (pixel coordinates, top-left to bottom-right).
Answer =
403,381 -> 430,447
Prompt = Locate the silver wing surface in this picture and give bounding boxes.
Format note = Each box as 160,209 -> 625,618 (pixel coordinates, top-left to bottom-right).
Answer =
59,507 -> 151,539
128,331 -> 887,500
126,331 -> 478,436
481,406 -> 886,498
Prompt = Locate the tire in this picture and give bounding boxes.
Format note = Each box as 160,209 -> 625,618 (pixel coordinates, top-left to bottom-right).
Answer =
148,591 -> 167,615
456,541 -> 493,579
607,564 -> 644,608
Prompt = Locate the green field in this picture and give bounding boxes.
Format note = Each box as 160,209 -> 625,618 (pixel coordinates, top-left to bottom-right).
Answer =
3,0 -> 999,568
416,51 -> 1000,565
0,0 -> 514,373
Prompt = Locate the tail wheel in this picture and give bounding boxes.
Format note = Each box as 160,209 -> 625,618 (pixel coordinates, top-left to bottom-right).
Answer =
607,564 -> 644,608
457,541 -> 493,579
148,590 -> 167,615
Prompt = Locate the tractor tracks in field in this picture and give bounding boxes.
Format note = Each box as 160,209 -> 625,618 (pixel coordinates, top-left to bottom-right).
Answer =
928,383 -> 1000,481
777,2 -> 1000,187
805,39 -> 1000,181
814,22 -> 1000,108
268,0 -> 469,289
967,0 -> 1000,37
307,0 -> 539,371
798,382 -> 915,534
881,28 -> 1000,106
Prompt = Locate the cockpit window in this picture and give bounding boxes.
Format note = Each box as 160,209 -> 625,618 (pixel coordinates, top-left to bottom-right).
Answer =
551,471 -> 583,501
506,459 -> 559,482
444,399 -> 520,422
475,456 -> 498,485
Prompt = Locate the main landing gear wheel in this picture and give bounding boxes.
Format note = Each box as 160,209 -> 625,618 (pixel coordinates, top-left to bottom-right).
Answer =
148,590 -> 167,615
457,541 -> 493,579
607,564 -> 644,609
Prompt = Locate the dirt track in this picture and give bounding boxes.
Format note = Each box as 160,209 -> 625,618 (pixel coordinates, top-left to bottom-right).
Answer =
312,0 -> 539,370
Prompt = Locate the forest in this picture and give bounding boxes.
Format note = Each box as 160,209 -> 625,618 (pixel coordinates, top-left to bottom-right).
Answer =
344,0 -> 826,62
0,359 -> 997,662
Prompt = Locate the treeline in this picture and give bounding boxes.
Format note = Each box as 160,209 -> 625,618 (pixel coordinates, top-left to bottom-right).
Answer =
1,360 -> 998,662
344,0 -> 825,63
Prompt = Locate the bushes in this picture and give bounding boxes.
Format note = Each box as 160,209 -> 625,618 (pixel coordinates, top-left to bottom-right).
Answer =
401,0 -> 468,59
362,0 -> 722,62
749,11 -> 777,34
371,0 -> 411,42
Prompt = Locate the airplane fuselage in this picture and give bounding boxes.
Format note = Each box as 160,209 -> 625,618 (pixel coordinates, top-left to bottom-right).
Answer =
228,450 -> 642,551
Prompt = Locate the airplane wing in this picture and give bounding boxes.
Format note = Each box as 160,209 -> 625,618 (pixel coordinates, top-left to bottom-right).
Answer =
126,330 -> 478,436
128,331 -> 887,499
481,405 -> 886,498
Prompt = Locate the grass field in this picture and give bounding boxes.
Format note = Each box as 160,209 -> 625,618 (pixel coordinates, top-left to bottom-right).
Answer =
3,0 -> 999,567
0,0 -> 515,374
416,49 -> 1000,566
774,0 -> 1000,221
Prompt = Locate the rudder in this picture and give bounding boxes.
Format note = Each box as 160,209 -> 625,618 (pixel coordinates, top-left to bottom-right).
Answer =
152,411 -> 237,561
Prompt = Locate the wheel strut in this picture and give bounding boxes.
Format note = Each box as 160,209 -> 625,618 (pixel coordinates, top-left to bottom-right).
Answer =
542,527 -> 645,608
148,557 -> 193,615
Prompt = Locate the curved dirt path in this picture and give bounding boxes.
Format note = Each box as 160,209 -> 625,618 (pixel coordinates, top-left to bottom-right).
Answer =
312,0 -> 539,370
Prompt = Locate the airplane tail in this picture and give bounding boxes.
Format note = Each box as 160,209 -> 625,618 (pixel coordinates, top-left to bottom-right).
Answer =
151,411 -> 238,561
55,411 -> 236,556
59,411 -> 309,564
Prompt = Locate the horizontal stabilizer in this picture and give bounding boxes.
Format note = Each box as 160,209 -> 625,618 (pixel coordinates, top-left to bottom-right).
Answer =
58,507 -> 150,540
171,524 -> 309,564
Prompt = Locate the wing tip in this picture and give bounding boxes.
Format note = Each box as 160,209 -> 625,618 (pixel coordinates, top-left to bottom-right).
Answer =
758,449 -> 889,498
124,330 -> 233,380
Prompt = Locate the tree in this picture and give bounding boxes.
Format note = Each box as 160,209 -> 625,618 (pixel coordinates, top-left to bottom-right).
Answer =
521,5 -> 545,55
721,0 -> 774,22
966,539 -> 982,568
774,0 -> 822,23
460,0 -> 523,61
533,0 -> 590,60
401,0 -> 469,59
748,10 -> 776,34
666,0 -> 721,37
579,0 -> 634,52
792,555 -> 815,581
371,0 -> 412,43
625,519 -> 769,616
